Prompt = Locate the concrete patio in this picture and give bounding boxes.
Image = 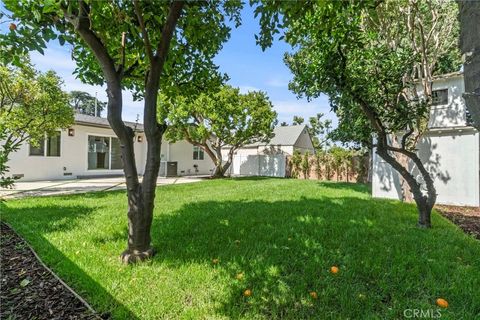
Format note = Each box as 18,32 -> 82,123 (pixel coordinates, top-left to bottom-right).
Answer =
0,176 -> 207,199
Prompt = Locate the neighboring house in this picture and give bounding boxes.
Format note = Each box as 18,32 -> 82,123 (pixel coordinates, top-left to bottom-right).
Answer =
223,124 -> 315,177
372,72 -> 479,207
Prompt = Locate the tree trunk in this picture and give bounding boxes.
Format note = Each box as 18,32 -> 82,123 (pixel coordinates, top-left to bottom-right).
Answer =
211,147 -> 233,178
376,142 -> 436,228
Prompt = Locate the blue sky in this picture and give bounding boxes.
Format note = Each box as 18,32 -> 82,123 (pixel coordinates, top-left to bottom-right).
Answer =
13,5 -> 337,126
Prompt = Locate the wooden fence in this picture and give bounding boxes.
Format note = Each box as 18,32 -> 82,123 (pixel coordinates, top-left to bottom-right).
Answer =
286,154 -> 370,183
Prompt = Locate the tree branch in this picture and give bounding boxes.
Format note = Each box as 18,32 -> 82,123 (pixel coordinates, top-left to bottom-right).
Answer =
133,0 -> 154,63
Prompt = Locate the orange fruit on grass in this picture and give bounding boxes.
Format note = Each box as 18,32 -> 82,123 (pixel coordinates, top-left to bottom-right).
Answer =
236,272 -> 244,280
436,298 -> 448,308
330,266 -> 339,274
309,291 -> 318,299
243,289 -> 252,297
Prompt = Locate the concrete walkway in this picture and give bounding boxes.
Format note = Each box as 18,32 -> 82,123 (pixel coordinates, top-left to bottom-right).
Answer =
0,176 -> 207,199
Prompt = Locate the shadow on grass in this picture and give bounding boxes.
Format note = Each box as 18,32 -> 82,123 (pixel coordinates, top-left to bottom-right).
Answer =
149,196 -> 479,319
0,199 -> 138,320
316,181 -> 371,194
2,183 -> 479,319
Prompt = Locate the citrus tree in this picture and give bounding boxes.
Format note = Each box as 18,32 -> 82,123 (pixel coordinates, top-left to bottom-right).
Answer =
162,86 -> 277,177
253,0 -> 461,228
0,62 -> 73,188
1,0 -> 242,263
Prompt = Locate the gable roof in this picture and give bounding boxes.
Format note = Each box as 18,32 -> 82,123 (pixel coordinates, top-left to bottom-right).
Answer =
266,124 -> 309,146
236,124 -> 310,148
74,114 -> 144,131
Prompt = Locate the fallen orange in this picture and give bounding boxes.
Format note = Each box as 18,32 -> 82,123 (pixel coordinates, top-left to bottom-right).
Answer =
436,298 -> 448,308
236,272 -> 244,280
330,266 -> 339,274
309,291 -> 318,299
243,289 -> 252,297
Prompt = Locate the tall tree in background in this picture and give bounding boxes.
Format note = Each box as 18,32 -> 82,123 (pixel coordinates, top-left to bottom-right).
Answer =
163,86 -> 277,177
254,0 -> 461,228
1,0 -> 241,263
69,91 -> 106,117
0,62 -> 73,188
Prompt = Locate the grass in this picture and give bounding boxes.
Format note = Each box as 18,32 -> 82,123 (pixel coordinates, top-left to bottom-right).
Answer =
1,178 -> 479,319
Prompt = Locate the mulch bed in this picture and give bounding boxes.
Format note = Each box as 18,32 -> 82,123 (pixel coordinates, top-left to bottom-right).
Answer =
436,205 -> 480,240
0,222 -> 102,319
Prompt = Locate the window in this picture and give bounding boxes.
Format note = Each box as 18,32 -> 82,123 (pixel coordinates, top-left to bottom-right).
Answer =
88,135 -> 123,170
29,132 -> 61,156
432,89 -> 448,106
46,132 -> 61,156
193,146 -> 204,160
29,139 -> 45,156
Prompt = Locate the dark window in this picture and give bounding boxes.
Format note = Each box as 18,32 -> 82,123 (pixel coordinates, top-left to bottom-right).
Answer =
29,139 -> 45,156
46,132 -> 61,157
432,89 -> 448,106
193,146 -> 204,160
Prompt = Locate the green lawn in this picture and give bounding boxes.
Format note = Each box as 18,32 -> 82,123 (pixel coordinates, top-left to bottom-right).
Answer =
1,178 -> 479,319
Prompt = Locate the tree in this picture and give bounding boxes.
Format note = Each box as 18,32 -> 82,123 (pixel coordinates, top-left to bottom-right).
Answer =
1,1 -> 241,263
163,86 -> 277,177
0,62 -> 73,188
69,91 -> 106,117
292,115 -> 304,125
254,0 -> 461,228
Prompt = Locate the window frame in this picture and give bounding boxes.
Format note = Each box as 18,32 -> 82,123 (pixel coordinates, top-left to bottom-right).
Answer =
86,134 -> 123,171
46,131 -> 61,157
431,88 -> 449,106
193,146 -> 205,160
29,131 -> 61,157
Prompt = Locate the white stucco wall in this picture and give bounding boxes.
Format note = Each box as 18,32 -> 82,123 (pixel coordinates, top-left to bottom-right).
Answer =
161,139 -> 215,176
424,75 -> 469,128
6,124 -> 147,181
372,74 -> 479,206
372,129 -> 479,206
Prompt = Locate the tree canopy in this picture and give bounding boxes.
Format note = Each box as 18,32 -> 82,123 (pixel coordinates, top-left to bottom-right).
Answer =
1,0 -> 243,262
253,0 -> 461,227
69,91 -> 106,117
0,62 -> 73,188
163,85 -> 277,177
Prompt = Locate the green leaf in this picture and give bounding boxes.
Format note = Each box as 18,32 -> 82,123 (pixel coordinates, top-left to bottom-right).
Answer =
20,279 -> 30,287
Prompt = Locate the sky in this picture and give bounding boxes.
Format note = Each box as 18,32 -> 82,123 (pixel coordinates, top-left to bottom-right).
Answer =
11,5 -> 337,127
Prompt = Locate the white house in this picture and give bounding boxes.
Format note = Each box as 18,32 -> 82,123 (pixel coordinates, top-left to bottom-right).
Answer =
5,114 -> 217,181
223,124 -> 315,177
5,115 -> 315,181
372,72 -> 480,207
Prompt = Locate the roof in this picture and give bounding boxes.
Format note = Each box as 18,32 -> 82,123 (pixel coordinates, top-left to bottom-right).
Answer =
74,113 -> 144,131
242,124 -> 309,147
432,71 -> 463,81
